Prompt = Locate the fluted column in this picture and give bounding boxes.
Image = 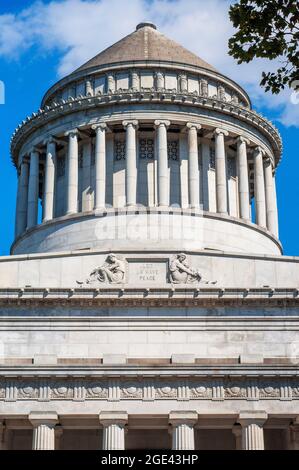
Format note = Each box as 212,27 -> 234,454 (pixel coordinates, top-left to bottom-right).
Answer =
254,146 -> 266,228
27,149 -> 40,229
264,158 -> 278,236
65,129 -> 79,215
99,411 -> 128,450
155,120 -> 170,207
123,120 -> 138,207
214,128 -> 228,214
15,159 -> 29,237
29,412 -> 58,450
43,137 -> 56,222
169,411 -> 198,450
187,123 -> 201,209
236,136 -> 250,220
238,411 -> 267,450
93,123 -> 107,210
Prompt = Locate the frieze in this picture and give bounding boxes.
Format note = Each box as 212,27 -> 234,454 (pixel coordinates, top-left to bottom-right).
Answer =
1,377 -> 299,402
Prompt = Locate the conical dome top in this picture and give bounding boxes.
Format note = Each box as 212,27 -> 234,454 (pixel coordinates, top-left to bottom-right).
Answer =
75,22 -> 217,73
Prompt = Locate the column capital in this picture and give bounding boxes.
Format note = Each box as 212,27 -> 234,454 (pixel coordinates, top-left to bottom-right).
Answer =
122,120 -> 138,129
238,410 -> 267,426
99,411 -> 128,427
154,119 -> 170,128
169,410 -> 198,426
92,122 -> 108,132
64,128 -> 79,138
214,128 -> 229,137
186,122 -> 202,131
31,147 -> 43,155
236,135 -> 250,145
253,146 -> 265,157
29,411 -> 58,427
232,423 -> 242,438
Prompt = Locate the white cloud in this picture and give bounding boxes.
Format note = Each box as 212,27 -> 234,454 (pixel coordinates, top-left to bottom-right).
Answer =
0,0 -> 298,126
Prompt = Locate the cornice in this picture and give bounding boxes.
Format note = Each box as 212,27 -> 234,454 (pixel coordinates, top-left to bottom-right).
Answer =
10,90 -> 282,168
0,287 -> 298,308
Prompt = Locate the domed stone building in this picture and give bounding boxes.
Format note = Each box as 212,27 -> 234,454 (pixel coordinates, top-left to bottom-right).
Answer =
0,22 -> 298,450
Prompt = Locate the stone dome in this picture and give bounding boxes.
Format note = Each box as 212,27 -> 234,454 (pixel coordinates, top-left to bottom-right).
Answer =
75,22 -> 217,74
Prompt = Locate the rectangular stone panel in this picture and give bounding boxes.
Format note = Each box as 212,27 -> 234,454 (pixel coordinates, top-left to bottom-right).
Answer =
127,258 -> 168,285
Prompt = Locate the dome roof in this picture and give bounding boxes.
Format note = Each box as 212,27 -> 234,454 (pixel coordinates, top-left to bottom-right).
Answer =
75,22 -> 217,73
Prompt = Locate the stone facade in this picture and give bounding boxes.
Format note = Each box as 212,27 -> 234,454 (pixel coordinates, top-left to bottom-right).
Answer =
1,23 -> 298,450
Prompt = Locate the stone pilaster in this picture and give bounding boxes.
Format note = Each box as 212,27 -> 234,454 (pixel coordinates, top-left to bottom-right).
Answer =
253,147 -> 266,228
123,120 -> 138,207
179,74 -> 188,93
236,136 -> 250,221
93,123 -> 108,210
187,123 -> 201,209
29,411 -> 58,450
289,417 -> 299,450
131,71 -> 139,91
155,71 -> 164,90
0,420 -> 8,450
214,128 -> 228,214
264,158 -> 278,236
238,411 -> 267,450
99,411 -> 128,450
155,120 -> 170,207
15,159 -> 29,237
65,129 -> 79,215
232,423 -> 242,450
27,149 -> 40,229
43,137 -> 56,222
169,411 -> 198,450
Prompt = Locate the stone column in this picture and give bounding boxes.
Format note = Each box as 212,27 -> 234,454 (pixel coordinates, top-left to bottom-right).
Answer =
82,140 -> 92,212
253,146 -> 266,228
93,123 -> 107,210
187,123 -> 201,209
272,171 -> 279,237
214,128 -> 229,214
264,158 -> 278,236
238,411 -> 267,450
65,129 -> 79,215
15,159 -> 29,237
27,149 -> 40,229
236,136 -> 250,221
232,424 -> 242,450
29,412 -> 58,450
169,411 -> 198,450
43,137 -> 56,222
155,120 -> 170,207
123,120 -> 138,207
0,420 -> 8,450
289,417 -> 299,450
99,411 -> 128,450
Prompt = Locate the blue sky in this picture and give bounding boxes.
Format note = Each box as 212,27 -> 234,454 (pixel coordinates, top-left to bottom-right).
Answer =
0,0 -> 298,255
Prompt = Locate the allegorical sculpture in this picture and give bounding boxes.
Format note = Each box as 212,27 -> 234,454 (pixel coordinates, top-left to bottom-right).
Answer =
77,254 -> 125,285
169,253 -> 217,284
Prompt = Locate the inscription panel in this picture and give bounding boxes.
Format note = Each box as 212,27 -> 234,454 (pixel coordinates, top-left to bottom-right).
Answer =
127,259 -> 168,285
